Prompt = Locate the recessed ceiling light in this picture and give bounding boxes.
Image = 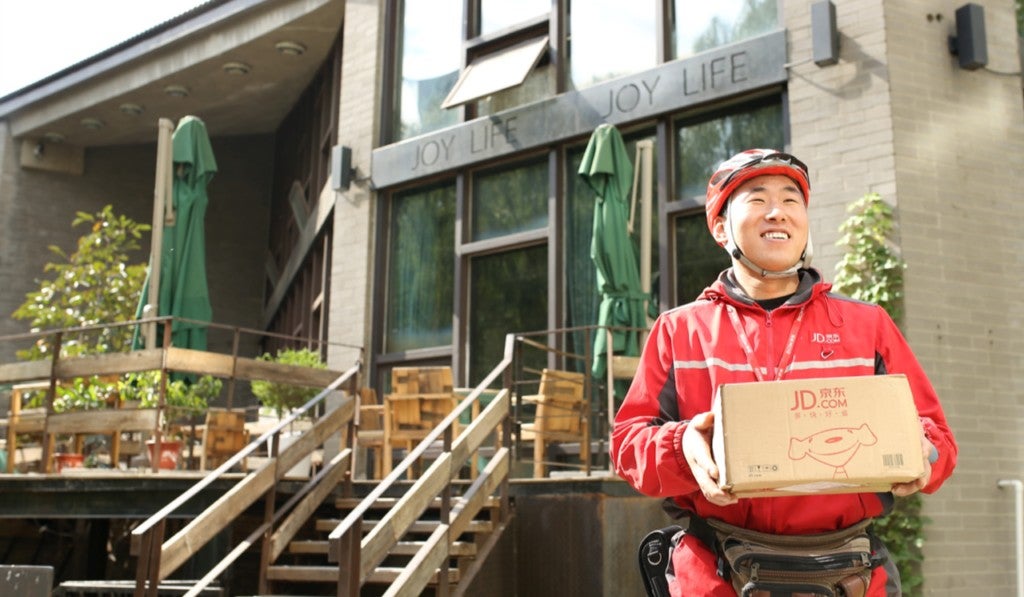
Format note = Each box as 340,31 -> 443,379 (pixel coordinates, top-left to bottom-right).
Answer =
275,41 -> 306,56
43,132 -> 66,143
222,61 -> 251,75
164,84 -> 190,98
80,117 -> 104,130
119,102 -> 144,116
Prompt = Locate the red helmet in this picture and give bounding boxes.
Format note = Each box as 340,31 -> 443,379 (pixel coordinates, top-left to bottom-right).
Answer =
705,149 -> 811,236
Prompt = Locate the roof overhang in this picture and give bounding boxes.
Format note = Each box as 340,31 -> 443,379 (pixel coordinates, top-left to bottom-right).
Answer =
0,0 -> 344,148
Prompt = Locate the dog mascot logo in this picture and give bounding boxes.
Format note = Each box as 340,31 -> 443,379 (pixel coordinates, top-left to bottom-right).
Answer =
788,424 -> 877,478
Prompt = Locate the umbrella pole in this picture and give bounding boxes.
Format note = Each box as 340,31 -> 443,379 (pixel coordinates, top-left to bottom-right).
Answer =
145,118 -> 175,349
637,140 -> 654,342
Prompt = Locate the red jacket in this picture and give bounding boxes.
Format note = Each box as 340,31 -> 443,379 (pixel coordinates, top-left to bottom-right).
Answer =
612,269 -> 957,595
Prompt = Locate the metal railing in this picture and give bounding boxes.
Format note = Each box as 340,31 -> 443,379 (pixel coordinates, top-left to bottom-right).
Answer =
508,324 -> 646,477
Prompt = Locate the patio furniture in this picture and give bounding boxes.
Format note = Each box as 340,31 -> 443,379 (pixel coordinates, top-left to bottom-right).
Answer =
382,366 -> 459,477
520,368 -> 588,477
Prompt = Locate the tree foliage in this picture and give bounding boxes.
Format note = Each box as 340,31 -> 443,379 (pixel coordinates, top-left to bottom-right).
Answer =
833,192 -> 924,595
12,205 -> 150,360
250,348 -> 327,418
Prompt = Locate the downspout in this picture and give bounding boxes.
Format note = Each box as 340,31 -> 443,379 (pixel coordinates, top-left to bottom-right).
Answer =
998,478 -> 1024,597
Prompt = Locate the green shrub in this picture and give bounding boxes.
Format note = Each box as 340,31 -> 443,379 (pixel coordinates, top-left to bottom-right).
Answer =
250,348 -> 326,418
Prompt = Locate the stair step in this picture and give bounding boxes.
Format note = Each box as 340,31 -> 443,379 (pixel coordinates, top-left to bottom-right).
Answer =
266,565 -> 460,584
289,539 -> 478,557
334,495 -> 501,510
315,518 -> 494,534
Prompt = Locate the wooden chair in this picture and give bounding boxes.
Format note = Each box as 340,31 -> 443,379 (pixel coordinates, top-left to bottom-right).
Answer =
520,368 -> 588,477
200,408 -> 250,471
382,366 -> 459,477
355,387 -> 386,479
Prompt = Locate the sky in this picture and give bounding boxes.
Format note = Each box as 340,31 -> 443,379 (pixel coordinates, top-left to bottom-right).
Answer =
0,1 -> 209,98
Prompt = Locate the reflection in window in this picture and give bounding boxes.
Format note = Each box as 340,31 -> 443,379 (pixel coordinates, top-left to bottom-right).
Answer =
676,101 -> 784,200
396,0 -> 463,140
442,37 -> 549,109
474,51 -> 554,116
569,0 -> 657,89
673,0 -> 778,59
469,245 -> 548,384
385,184 -> 456,352
480,0 -> 548,35
674,213 -> 730,305
673,100 -> 782,305
471,158 -> 549,241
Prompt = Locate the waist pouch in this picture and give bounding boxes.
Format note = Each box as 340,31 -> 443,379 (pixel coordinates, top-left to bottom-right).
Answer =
706,518 -> 875,597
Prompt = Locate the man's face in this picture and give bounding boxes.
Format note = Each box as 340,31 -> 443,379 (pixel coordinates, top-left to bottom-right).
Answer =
711,174 -> 808,274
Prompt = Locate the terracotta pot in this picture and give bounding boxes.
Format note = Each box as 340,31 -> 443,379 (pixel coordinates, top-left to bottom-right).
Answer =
146,439 -> 183,470
54,452 -> 85,473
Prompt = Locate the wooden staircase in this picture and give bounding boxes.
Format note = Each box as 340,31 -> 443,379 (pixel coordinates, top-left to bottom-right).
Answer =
129,350 -> 516,597
263,493 -> 507,593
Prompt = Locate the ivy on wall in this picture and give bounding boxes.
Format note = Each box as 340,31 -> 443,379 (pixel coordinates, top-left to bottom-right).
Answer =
833,192 -> 925,596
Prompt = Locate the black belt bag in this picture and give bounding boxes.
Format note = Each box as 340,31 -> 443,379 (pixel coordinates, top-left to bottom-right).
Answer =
705,518 -> 876,597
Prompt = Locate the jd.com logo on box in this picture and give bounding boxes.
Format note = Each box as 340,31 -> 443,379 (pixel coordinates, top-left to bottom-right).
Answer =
712,375 -> 925,497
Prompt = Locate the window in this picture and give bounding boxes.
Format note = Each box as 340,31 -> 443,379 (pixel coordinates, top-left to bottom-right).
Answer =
672,0 -> 779,60
471,158 -> 549,241
395,0 -> 463,140
569,0 -> 658,89
384,183 -> 456,352
480,0 -> 549,36
676,102 -> 784,200
442,37 -> 550,109
672,100 -> 784,305
469,245 -> 548,384
674,214 -> 729,304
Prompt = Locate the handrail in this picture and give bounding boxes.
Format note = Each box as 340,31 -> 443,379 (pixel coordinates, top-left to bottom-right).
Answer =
132,363 -> 361,597
0,315 -> 362,351
327,333 -> 515,595
132,363 -> 358,538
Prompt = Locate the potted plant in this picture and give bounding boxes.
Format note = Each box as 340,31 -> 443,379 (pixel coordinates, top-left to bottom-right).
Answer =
250,347 -> 326,477
121,372 -> 222,469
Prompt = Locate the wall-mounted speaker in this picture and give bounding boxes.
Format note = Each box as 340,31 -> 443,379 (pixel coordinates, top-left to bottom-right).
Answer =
332,145 -> 352,190
949,3 -> 987,70
811,1 -> 839,67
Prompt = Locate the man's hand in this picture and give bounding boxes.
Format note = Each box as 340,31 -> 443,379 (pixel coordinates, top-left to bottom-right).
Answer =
891,428 -> 934,497
682,412 -> 738,506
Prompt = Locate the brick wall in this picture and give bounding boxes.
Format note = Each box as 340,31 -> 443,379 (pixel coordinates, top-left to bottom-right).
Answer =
0,133 -> 275,366
327,0 -> 386,373
887,1 -> 1024,594
788,1 -> 1024,594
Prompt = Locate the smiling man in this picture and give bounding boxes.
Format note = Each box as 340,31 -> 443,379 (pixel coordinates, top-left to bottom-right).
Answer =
612,149 -> 957,596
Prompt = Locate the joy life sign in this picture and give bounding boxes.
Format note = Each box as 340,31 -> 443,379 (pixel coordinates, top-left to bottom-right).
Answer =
371,30 -> 786,188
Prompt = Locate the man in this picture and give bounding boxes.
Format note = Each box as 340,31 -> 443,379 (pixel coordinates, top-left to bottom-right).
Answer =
611,149 -> 957,596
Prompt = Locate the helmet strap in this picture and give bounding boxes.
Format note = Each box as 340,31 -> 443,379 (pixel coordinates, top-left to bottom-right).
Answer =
722,205 -> 813,278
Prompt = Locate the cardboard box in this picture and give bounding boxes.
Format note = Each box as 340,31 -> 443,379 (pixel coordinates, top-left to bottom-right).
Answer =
712,374 -> 924,497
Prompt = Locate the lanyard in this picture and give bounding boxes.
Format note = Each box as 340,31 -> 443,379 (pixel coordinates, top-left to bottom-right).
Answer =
725,304 -> 806,382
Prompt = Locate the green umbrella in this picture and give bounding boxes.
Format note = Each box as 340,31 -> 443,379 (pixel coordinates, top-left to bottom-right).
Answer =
578,124 -> 646,379
136,115 -> 217,351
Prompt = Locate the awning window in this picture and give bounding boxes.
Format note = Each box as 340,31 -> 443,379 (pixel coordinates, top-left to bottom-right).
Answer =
441,36 -> 549,109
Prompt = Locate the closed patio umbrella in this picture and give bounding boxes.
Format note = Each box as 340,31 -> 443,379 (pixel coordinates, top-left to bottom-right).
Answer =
578,123 -> 646,379
136,115 -> 216,351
